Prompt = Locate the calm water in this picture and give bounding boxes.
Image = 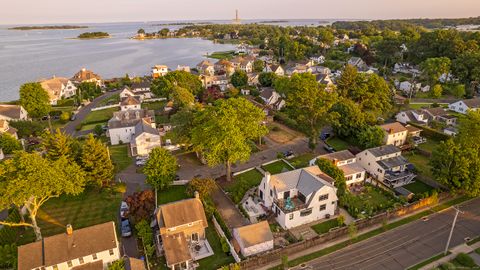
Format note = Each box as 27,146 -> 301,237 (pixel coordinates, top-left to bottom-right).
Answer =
0,19 -> 329,101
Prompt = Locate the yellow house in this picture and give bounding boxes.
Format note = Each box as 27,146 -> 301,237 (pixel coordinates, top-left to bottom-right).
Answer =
156,193 -> 213,270
380,122 -> 408,147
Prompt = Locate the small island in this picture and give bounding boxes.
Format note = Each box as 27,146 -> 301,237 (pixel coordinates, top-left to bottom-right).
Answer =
77,32 -> 110,39
9,25 -> 88,30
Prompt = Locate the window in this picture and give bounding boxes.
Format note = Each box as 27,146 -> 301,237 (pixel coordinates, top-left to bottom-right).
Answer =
346,175 -> 353,181
270,189 -> 273,196
318,194 -> 329,201
146,138 -> 151,142
92,253 -> 97,260
377,168 -> 383,173
78,257 -> 84,264
319,204 -> 326,211
192,232 -> 199,242
356,173 -> 362,179
67,261 -> 73,267
289,213 -> 294,220
109,249 -> 114,255
300,208 -> 312,217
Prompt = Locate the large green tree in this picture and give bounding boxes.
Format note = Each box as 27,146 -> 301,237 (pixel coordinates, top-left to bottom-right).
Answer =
259,72 -> 277,87
231,70 -> 248,88
143,147 -> 178,191
330,99 -> 366,138
191,98 -> 268,181
0,133 -> 22,154
0,152 -> 86,240
42,128 -> 76,161
81,134 -> 114,186
151,71 -> 203,98
19,82 -> 51,118
430,111 -> 480,196
421,57 -> 451,85
285,73 -> 338,148
172,86 -> 195,108
357,126 -> 384,149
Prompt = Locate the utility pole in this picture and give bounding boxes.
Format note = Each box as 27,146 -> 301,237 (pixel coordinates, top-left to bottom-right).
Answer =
444,206 -> 463,255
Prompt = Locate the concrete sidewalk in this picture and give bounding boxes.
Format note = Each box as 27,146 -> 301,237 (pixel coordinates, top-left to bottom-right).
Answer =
418,242 -> 480,270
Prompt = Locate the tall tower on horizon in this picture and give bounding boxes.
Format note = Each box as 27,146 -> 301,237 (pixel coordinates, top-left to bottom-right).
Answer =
233,9 -> 241,24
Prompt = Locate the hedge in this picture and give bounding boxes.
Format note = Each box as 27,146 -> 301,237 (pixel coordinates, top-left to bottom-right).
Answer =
407,122 -> 450,141
213,210 -> 232,240
273,111 -> 303,133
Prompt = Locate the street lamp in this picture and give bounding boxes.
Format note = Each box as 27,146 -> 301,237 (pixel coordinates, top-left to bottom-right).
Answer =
444,206 -> 464,255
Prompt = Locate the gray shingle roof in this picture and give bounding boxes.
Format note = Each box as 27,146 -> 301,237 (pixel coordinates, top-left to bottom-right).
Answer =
368,145 -> 401,157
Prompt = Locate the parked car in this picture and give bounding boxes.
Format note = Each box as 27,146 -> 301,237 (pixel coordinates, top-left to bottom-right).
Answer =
136,159 -> 147,166
121,219 -> 132,237
323,144 -> 335,153
283,150 -> 294,158
70,114 -> 76,121
175,175 -> 180,181
413,136 -> 427,145
320,132 -> 331,141
120,201 -> 129,219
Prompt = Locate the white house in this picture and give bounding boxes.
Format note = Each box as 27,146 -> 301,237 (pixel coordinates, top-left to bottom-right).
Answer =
40,77 -> 77,105
444,127 -> 458,137
380,122 -> 408,147
309,150 -> 366,186
196,60 -> 215,76
176,65 -> 191,73
315,74 -> 334,90
260,88 -> 285,110
17,222 -> 120,270
310,55 -> 325,64
0,120 -> 18,139
348,57 -> 368,71
120,96 -> 141,111
233,221 -> 273,257
356,145 -> 415,188
130,119 -> 161,156
120,87 -> 135,99
258,166 -> 338,229
152,65 -> 168,78
71,68 -> 103,87
312,66 -> 331,75
263,64 -> 285,76
449,99 -> 480,114
0,105 -> 28,121
395,110 -> 429,125
107,109 -> 155,145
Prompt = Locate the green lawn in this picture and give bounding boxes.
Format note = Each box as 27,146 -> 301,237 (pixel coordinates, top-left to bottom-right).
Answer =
416,138 -> 441,153
289,153 -> 316,169
98,94 -> 119,106
197,222 -> 235,270
342,185 -> 399,218
403,180 -> 435,195
326,137 -> 349,151
405,153 -> 434,180
261,160 -> 294,174
80,122 -> 105,131
226,169 -> 264,204
109,145 -> 132,173
206,50 -> 236,60
157,185 -> 190,206
407,252 -> 450,270
155,114 -> 170,125
20,188 -> 122,244
407,103 -> 432,110
142,101 -> 167,111
82,107 -> 118,125
311,219 -> 343,235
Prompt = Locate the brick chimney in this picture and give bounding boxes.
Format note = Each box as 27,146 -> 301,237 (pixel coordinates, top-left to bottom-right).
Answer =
194,191 -> 200,200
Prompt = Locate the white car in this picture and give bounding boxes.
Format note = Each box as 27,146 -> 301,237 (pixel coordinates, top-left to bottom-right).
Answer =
136,159 -> 147,166
120,201 -> 129,218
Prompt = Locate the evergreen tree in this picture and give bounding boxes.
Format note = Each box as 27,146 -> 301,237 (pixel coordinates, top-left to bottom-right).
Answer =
42,128 -> 75,161
81,134 -> 114,186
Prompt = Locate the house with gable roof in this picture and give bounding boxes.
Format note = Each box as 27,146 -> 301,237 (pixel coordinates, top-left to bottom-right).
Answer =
232,221 -> 273,257
0,104 -> 28,121
71,68 -> 103,87
448,98 -> 480,114
258,166 -> 338,229
107,109 -> 155,146
39,77 -> 77,105
309,150 -> 366,186
120,96 -> 141,111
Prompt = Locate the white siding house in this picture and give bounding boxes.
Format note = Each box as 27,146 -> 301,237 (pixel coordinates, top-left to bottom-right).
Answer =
258,166 -> 338,229
130,120 -> 161,156
449,99 -> 480,114
380,122 -> 408,147
309,150 -> 366,186
107,109 -> 155,146
356,145 -> 415,188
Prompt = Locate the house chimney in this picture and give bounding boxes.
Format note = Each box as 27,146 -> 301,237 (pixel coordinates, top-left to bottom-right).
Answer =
332,158 -> 339,166
389,128 -> 394,134
265,171 -> 271,185
66,224 -> 73,235
194,191 -> 200,200
81,68 -> 86,72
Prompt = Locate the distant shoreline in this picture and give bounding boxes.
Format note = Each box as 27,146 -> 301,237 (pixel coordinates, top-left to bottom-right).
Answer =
8,25 -> 88,30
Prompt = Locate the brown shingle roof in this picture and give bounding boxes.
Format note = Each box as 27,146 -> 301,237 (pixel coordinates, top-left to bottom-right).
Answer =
0,105 -> 25,120
462,98 -> 480,108
125,257 -> 146,270
380,122 -> 408,134
157,198 -> 208,229
17,222 -> 118,270
72,68 -> 101,82
234,221 -> 273,248
161,233 -> 192,266
120,96 -> 141,106
70,260 -> 104,270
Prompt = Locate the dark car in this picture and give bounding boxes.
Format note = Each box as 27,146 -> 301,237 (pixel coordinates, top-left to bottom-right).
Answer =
121,219 -> 132,237
320,132 -> 331,141
283,150 -> 294,158
323,144 -> 335,153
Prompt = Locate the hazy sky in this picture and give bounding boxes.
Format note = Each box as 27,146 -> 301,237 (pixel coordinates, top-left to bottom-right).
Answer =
2,0 -> 480,25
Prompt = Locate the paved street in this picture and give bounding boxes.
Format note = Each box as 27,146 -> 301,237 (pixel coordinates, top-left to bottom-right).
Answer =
63,90 -> 120,136
290,198 -> 480,270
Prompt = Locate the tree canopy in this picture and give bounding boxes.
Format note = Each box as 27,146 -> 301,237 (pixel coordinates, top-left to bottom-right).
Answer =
151,71 -> 203,98
80,134 -> 114,186
231,70 -> 248,88
19,82 -> 51,118
315,158 -> 346,196
143,147 -> 178,191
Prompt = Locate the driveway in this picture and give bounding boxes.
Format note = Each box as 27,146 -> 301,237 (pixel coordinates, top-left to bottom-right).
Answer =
211,189 -> 250,230
63,90 -> 120,136
117,163 -> 147,196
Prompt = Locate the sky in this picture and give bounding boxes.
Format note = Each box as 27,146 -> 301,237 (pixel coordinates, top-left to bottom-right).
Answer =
1,0 -> 480,25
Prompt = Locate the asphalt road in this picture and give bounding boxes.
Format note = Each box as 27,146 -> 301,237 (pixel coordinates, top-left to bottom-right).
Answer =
294,198 -> 480,270
63,90 -> 120,136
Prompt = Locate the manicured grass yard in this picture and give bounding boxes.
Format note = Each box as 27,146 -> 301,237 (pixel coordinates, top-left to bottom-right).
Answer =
226,169 -> 264,204
405,153 -> 434,180
80,122 -> 105,131
403,180 -> 435,195
417,138 -> 441,154
262,160 -> 294,174
82,107 -> 118,125
289,153 -> 316,169
109,145 -> 132,173
20,188 -> 122,244
142,101 -> 167,111
311,218 -> 343,234
97,94 -> 119,106
326,137 -> 349,151
197,221 -> 235,270
157,185 -> 190,206
342,185 -> 399,218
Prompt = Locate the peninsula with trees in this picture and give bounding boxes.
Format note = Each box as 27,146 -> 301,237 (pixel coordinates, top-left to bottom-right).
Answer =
9,25 -> 88,30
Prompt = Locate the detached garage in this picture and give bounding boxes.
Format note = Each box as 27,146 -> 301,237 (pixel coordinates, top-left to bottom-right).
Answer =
232,221 -> 274,257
